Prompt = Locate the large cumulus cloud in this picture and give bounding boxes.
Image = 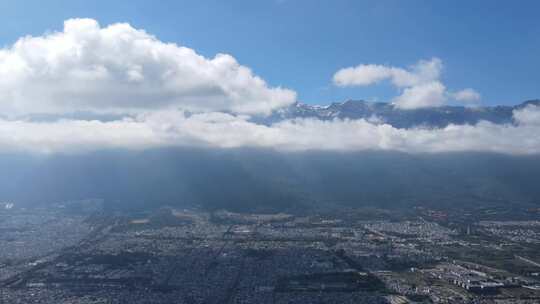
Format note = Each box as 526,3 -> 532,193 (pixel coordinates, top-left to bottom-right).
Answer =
0,18 -> 296,115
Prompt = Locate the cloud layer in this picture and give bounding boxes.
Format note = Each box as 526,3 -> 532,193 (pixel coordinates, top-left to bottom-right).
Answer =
1,105 -> 539,155
333,58 -> 481,109
0,19 -> 538,155
0,18 -> 295,116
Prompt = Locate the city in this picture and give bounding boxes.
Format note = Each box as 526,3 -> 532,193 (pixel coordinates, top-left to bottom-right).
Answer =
2,201 -> 540,303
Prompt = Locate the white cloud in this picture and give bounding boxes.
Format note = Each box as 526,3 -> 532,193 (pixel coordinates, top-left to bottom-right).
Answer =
333,64 -> 394,86
333,58 -> 480,109
514,104 -> 540,126
0,18 -> 296,116
1,105 -> 539,155
392,82 -> 447,110
333,58 -> 443,88
140,104 -> 540,154
452,88 -> 481,103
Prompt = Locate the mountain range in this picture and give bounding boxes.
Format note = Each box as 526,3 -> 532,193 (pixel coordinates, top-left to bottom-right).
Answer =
260,99 -> 540,128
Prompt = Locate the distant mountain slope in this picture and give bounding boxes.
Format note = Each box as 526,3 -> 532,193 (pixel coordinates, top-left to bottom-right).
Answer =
2,149 -> 540,212
259,99 -> 540,128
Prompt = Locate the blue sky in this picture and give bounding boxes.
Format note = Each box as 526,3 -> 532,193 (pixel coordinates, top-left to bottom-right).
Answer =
0,0 -> 538,106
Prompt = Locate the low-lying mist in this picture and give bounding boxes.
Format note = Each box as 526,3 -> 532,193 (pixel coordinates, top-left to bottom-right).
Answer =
2,148 -> 539,213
